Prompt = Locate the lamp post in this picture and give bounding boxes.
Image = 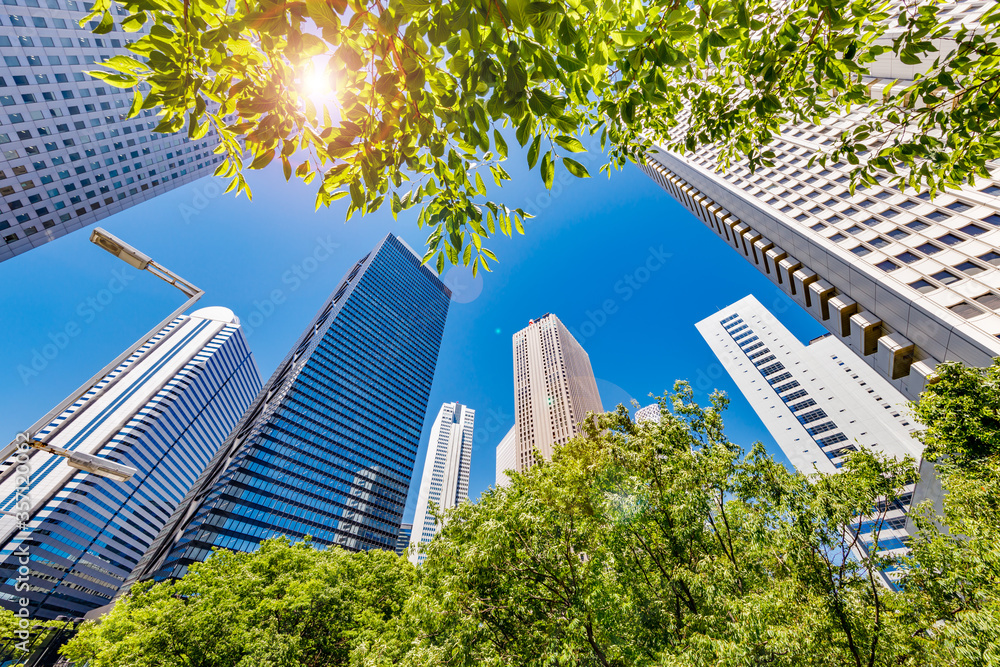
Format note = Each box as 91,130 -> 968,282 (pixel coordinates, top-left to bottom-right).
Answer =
0,228 -> 204,481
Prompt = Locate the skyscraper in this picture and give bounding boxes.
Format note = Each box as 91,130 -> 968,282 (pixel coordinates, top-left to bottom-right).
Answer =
634,404 -> 661,424
0,1 -> 225,262
125,233 -> 452,586
408,402 -> 474,565
697,295 -> 921,585
0,306 -> 261,619
494,426 -> 516,488
512,314 -> 602,474
641,3 -> 1000,401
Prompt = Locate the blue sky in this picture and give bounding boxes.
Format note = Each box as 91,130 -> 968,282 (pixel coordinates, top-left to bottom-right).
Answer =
0,148 -> 824,522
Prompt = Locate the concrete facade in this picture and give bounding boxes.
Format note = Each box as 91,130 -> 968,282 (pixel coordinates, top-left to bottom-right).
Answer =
512,314 -> 602,474
0,0 -> 225,261
642,1 -> 1000,400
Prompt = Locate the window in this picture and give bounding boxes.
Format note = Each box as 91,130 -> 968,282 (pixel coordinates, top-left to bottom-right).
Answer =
887,228 -> 909,240
932,270 -> 960,285
8,14 -> 25,26
3,56 -> 21,67
961,224 -> 987,236
956,261 -> 986,275
974,293 -> 1000,310
916,242 -> 942,255
869,237 -> 889,248
910,279 -> 936,294
896,252 -> 919,264
950,301 -> 982,319
979,252 -> 1000,267
937,233 -> 963,246
830,233 -> 846,242
907,220 -> 930,231
947,201 -> 972,212
876,260 -> 899,272
982,214 -> 1000,227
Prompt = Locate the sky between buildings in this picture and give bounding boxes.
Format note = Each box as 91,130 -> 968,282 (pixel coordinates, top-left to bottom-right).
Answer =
0,142 -> 827,522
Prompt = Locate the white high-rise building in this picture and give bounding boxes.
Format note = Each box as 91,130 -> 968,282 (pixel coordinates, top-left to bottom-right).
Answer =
408,402 -> 474,565
494,425 -> 516,488
512,313 -> 602,474
0,306 -> 261,618
697,295 -> 922,585
642,2 -> 1000,402
634,404 -> 661,424
0,1 -> 225,262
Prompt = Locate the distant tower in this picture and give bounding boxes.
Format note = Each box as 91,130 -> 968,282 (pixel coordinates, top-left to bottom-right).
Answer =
494,426 -> 516,487
409,402 -> 474,565
512,313 -> 602,474
634,404 -> 662,424
0,307 -> 261,619
124,234 -> 451,588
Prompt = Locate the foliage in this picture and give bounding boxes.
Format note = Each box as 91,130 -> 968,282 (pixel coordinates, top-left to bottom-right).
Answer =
360,387 -> 929,667
912,359 -> 1000,466
81,0 -> 1000,269
60,537 -> 415,667
905,361 -> 1000,667
61,377 -> 1000,666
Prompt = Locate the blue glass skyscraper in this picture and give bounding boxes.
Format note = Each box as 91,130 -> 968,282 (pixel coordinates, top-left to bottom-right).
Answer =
0,306 -> 261,619
128,233 -> 451,585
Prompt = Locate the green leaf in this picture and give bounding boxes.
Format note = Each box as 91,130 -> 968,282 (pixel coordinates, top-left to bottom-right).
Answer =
527,135 -> 541,169
494,129 -> 508,159
554,135 -> 585,153
541,151 -> 554,189
562,157 -> 589,178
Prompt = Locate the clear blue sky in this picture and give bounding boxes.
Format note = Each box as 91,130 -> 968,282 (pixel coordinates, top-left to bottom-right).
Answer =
0,147 -> 824,522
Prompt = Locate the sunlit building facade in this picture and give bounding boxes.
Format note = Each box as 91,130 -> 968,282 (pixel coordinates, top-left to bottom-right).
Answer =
697,295 -> 922,586
0,306 -> 260,618
0,0 -> 224,262
408,402 -> 473,565
641,1 -> 1000,402
512,314 -> 602,474
125,234 -> 452,587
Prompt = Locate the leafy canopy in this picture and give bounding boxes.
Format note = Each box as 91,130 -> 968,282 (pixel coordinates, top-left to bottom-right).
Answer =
82,0 -> 1000,270
60,538 -> 414,667
61,379 -> 1000,666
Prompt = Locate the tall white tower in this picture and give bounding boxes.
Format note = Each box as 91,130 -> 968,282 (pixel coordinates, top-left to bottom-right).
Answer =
512,313 -> 602,474
408,402 -> 474,564
697,295 -> 922,586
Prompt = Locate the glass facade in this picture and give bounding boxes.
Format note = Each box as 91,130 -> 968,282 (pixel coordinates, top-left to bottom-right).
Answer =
0,308 -> 260,619
131,234 -> 451,584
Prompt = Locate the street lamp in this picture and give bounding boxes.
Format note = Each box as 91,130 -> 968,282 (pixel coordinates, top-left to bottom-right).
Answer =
0,228 -> 204,481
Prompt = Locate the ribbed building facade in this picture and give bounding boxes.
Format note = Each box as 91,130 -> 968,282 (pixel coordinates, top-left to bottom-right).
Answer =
408,402 -> 473,565
0,306 -> 260,618
697,295 -> 922,586
394,523 -> 411,558
0,0 -> 224,262
641,1 -> 1000,401
512,314 -> 602,474
634,404 -> 661,424
124,234 -> 452,587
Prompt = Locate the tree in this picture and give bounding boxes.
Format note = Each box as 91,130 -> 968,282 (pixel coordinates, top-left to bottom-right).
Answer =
359,387 -> 931,667
81,0 -> 1000,270
904,361 -> 1000,666
60,537 -> 415,667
